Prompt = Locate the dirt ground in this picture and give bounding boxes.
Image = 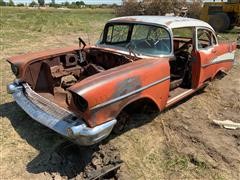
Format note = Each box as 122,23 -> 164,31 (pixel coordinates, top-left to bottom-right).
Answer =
1,47 -> 239,180
1,8 -> 240,179
113,52 -> 240,179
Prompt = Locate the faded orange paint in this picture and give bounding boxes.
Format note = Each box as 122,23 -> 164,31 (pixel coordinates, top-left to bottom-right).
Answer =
69,58 -> 170,127
194,42 -> 234,87
7,46 -> 80,79
6,22 -> 237,129
7,42 -> 236,128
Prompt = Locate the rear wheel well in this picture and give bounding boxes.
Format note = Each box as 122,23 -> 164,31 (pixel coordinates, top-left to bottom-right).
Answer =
214,70 -> 227,80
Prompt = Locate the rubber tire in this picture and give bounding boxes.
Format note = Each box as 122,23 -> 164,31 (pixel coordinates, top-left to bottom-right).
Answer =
228,25 -> 235,30
208,13 -> 230,32
112,111 -> 130,135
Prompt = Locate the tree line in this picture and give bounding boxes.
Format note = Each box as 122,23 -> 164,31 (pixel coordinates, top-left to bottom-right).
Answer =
0,0 -> 86,8
0,0 -> 119,8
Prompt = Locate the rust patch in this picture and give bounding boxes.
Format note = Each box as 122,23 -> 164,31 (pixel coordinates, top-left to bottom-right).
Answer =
7,46 -> 80,64
165,21 -> 173,26
7,46 -> 81,79
69,58 -> 162,94
112,76 -> 142,98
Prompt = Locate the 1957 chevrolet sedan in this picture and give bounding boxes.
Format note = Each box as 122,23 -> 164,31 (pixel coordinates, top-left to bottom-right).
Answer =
7,16 -> 236,145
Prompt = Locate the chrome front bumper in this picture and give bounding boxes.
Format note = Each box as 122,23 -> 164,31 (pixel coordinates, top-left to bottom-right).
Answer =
7,82 -> 116,146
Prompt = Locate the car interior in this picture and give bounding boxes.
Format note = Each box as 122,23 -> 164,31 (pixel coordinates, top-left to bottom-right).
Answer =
169,28 -> 194,91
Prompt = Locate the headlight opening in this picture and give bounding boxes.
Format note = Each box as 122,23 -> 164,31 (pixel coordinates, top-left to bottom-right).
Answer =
11,63 -> 19,76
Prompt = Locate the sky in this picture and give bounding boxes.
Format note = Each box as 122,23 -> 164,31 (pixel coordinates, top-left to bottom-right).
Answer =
9,0 -> 123,5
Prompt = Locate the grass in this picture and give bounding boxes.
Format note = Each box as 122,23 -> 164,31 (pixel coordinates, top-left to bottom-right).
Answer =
0,7 -> 115,179
0,6 -> 114,105
1,7 -> 114,34
162,149 -> 210,177
0,6 -> 115,108
0,7 -> 114,57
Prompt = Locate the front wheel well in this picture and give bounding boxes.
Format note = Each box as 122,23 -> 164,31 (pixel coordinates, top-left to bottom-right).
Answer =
117,97 -> 160,117
113,97 -> 160,134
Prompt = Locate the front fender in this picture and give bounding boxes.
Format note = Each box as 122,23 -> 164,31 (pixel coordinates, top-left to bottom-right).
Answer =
69,58 -> 170,127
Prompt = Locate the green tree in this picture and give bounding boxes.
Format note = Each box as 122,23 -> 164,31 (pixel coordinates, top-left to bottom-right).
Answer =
76,1 -> 80,6
8,0 -> 14,6
49,0 -> 56,7
0,0 -> 6,6
17,3 -> 24,7
29,0 -> 37,7
76,1 -> 85,6
79,1 -> 85,5
63,1 -> 69,6
38,0 -> 45,6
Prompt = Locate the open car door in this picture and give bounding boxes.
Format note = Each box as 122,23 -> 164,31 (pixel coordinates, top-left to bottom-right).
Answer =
192,28 -> 235,88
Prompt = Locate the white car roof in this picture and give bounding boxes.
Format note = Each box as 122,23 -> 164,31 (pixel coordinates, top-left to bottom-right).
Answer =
108,16 -> 214,31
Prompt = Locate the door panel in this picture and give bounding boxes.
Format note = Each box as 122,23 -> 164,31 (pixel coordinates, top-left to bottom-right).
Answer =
192,28 -> 231,88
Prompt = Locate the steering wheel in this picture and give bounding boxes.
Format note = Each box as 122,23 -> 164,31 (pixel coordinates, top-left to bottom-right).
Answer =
154,39 -> 171,53
144,39 -> 154,48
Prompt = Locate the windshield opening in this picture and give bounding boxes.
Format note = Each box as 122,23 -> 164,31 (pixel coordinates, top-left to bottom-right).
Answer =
102,23 -> 171,56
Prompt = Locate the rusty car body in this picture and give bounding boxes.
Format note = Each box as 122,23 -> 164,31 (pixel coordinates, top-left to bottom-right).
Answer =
7,16 -> 237,145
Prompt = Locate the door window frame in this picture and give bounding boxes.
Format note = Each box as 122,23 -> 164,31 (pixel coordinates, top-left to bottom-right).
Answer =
195,27 -> 218,51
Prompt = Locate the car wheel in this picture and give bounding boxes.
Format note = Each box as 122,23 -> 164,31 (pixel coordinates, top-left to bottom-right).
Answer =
209,13 -> 230,32
113,111 -> 130,134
